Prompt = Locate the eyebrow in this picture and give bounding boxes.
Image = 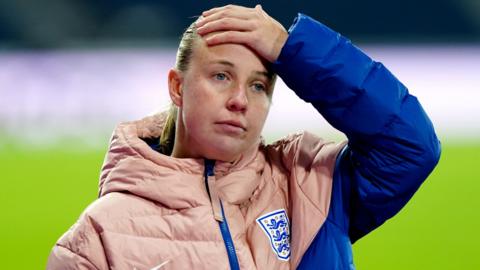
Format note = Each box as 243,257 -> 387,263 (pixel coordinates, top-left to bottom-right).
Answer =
254,71 -> 272,80
209,60 -> 273,80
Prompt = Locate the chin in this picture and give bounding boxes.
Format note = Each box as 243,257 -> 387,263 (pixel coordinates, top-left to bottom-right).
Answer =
206,147 -> 242,162
203,139 -> 245,162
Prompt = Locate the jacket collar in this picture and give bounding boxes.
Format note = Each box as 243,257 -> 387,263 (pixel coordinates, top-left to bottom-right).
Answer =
98,112 -> 265,208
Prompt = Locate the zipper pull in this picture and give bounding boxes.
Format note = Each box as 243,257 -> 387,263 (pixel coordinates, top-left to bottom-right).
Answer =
205,159 -> 224,222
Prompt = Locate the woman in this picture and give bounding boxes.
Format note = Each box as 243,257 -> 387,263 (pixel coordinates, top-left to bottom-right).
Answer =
47,4 -> 441,270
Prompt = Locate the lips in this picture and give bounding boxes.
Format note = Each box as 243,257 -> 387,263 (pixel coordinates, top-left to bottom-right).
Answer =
215,120 -> 247,132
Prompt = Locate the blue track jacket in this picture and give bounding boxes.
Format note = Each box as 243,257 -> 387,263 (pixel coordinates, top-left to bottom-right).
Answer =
271,14 -> 441,269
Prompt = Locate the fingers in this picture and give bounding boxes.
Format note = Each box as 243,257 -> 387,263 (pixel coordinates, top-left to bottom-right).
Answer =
196,17 -> 255,36
203,31 -> 251,47
196,4 -> 258,43
201,4 -> 253,17
196,12 -> 251,28
197,6 -> 255,29
195,4 -> 287,62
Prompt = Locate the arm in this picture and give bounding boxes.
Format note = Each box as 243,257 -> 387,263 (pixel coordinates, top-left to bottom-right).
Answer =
271,14 -> 441,242
195,4 -> 440,242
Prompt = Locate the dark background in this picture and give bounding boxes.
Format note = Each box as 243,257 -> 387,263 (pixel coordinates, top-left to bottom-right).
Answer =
1,0 -> 479,49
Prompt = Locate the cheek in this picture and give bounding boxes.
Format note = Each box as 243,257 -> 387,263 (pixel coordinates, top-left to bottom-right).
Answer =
181,94 -> 215,136
249,101 -> 271,130
182,110 -> 209,143
256,98 -> 271,116
183,77 -> 217,105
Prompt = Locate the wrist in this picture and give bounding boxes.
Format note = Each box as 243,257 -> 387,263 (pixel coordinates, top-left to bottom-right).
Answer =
271,30 -> 289,62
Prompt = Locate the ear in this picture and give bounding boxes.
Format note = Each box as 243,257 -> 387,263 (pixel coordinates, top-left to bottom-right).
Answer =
168,68 -> 184,107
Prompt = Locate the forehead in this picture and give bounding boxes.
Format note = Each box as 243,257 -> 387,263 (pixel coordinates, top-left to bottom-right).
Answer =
190,37 -> 269,74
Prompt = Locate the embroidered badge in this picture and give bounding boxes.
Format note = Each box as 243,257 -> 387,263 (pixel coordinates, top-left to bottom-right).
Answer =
256,209 -> 291,261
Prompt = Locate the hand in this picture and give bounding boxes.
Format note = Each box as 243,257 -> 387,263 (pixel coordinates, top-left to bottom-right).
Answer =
195,4 -> 288,63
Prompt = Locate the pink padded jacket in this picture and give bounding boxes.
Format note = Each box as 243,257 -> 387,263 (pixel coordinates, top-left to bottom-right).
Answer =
47,113 -> 345,269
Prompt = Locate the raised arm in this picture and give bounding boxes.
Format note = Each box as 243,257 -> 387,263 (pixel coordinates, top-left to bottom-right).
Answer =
196,5 -> 441,242
271,13 -> 441,242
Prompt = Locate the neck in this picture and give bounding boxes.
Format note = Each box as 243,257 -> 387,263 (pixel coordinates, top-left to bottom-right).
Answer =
170,122 -> 195,159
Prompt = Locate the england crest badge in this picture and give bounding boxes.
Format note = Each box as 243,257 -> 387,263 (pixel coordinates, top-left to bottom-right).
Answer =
256,209 -> 291,261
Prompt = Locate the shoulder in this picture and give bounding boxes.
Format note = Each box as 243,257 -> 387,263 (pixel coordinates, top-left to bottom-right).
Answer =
264,131 -> 346,170
82,192 -> 174,231
55,192 -> 174,252
49,193 -> 168,270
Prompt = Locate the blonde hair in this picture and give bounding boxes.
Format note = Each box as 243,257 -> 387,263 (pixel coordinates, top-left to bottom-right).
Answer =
159,21 -> 198,155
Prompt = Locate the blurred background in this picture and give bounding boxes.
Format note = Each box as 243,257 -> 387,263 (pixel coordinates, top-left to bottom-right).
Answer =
1,0 -> 479,269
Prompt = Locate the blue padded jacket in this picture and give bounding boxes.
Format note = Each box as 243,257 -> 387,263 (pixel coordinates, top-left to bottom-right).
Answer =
271,14 -> 441,269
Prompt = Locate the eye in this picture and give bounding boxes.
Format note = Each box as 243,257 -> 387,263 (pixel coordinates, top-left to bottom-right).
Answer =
214,72 -> 228,81
252,82 -> 267,92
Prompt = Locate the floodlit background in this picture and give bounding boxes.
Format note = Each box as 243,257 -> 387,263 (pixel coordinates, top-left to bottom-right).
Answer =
1,0 -> 479,269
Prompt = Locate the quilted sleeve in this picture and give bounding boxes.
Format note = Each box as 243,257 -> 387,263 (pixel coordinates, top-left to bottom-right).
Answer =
47,245 -> 99,270
272,13 -> 441,242
47,212 -> 109,270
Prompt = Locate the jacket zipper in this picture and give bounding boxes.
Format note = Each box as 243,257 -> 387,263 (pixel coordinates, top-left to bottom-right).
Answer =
204,159 -> 240,270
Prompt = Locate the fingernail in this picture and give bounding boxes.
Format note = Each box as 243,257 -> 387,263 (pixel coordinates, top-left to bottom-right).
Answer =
195,17 -> 205,26
202,8 -> 215,16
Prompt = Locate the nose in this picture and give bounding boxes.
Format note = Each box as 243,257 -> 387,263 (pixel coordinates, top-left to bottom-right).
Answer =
226,85 -> 248,112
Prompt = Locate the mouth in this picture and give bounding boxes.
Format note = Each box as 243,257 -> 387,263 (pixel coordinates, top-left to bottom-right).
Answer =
215,120 -> 247,134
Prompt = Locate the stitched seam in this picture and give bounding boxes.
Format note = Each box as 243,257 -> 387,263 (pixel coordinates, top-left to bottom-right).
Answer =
99,231 -> 226,243
55,244 -> 100,270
